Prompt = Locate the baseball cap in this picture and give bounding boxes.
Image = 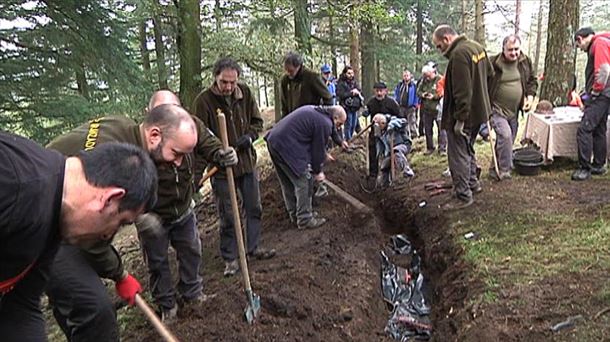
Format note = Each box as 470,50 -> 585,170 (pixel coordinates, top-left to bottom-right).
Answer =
373,82 -> 387,89
321,64 -> 331,73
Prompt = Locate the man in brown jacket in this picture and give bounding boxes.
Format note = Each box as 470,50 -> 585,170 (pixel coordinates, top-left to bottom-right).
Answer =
433,25 -> 493,209
193,57 -> 276,277
488,34 -> 537,180
280,51 -> 333,118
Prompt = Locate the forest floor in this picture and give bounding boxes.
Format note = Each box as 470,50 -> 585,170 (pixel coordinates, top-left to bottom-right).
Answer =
47,114 -> 610,341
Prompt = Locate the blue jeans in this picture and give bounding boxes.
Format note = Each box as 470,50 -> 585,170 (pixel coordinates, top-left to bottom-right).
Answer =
344,110 -> 358,140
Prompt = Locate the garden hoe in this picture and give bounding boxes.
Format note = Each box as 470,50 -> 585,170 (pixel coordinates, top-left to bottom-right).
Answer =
216,109 -> 260,324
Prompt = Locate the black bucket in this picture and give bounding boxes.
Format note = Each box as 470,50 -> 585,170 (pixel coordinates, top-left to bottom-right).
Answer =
513,147 -> 543,176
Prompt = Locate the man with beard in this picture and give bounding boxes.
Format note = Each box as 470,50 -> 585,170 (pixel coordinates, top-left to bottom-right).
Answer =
432,25 -> 493,210
0,136 -> 158,342
337,65 -> 364,140
280,51 -> 333,118
45,92 -> 237,339
193,57 -> 276,277
488,34 -> 537,180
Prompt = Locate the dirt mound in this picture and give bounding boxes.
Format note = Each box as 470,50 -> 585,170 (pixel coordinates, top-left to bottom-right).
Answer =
122,146 -> 474,341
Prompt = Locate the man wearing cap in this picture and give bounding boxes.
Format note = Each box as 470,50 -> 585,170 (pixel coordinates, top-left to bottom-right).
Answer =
417,64 -> 446,155
321,64 -> 337,105
432,25 -> 493,210
365,82 -> 401,183
394,69 -> 419,138
572,27 -> 610,181
487,34 -> 537,180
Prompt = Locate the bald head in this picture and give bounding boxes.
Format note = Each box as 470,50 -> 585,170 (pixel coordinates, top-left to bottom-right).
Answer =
142,104 -> 198,166
327,105 -> 347,129
432,25 -> 458,55
148,90 -> 181,111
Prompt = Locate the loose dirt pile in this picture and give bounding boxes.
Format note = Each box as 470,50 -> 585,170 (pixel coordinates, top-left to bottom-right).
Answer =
119,143 -> 473,341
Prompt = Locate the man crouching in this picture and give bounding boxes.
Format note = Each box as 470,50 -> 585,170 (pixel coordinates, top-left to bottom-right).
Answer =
372,113 -> 415,187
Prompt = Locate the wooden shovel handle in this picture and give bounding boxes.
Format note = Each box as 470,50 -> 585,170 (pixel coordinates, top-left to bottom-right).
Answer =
134,294 -> 179,342
198,166 -> 219,187
216,111 -> 253,293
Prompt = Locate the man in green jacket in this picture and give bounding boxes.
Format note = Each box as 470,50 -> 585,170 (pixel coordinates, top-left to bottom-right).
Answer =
433,25 -> 494,209
280,51 -> 333,118
193,57 -> 276,277
45,91 -> 237,339
488,34 -> 537,180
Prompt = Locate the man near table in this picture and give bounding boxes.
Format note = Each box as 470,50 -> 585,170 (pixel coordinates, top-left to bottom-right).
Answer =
432,25 -> 493,209
488,34 -> 537,180
572,27 -> 610,181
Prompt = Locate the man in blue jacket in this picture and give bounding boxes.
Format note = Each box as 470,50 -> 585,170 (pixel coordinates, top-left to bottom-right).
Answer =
394,69 -> 419,138
265,105 -> 346,229
321,64 -> 337,105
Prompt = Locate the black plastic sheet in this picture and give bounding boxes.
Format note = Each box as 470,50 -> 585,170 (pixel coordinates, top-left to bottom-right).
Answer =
381,234 -> 432,341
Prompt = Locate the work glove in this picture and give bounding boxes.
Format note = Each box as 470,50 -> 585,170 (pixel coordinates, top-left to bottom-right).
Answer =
235,134 -> 253,150
388,117 -> 407,130
115,273 -> 142,306
135,213 -> 163,237
522,95 -> 534,112
214,147 -> 238,167
454,120 -> 467,138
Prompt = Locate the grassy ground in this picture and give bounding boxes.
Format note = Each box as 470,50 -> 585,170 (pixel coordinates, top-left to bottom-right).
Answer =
407,115 -> 610,340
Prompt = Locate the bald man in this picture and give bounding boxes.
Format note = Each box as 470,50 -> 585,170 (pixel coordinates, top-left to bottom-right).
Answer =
45,91 -> 236,339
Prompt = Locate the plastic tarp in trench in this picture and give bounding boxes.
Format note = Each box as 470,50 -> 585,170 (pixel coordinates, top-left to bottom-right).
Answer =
381,234 -> 432,341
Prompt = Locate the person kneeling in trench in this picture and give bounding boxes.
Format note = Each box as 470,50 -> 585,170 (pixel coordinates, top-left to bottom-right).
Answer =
372,114 -> 415,187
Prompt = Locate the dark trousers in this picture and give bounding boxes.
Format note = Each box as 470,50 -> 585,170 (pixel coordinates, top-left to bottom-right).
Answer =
577,95 -> 610,170
418,108 -> 425,137
447,126 -> 479,201
368,131 -> 379,176
138,212 -> 203,310
0,264 -> 50,342
46,244 -> 118,342
268,148 -> 315,226
422,109 -> 447,152
211,172 -> 262,261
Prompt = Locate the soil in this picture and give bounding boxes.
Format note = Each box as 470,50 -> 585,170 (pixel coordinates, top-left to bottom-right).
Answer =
115,138 -> 610,342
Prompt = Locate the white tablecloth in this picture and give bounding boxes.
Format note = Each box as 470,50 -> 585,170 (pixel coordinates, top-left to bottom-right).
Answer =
523,106 -> 610,162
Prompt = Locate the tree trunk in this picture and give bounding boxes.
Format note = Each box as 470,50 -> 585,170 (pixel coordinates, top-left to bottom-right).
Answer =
255,74 -> 261,106
214,0 -> 222,32
274,77 -> 281,123
329,15 -> 337,76
349,24 -> 360,81
176,0 -> 201,110
474,0 -> 485,47
540,0 -> 578,105
514,0 -> 521,35
416,0 -> 423,71
533,0 -> 545,76
461,0 -> 468,34
75,64 -> 89,100
361,20 -> 375,100
293,0 -> 311,55
139,20 -> 150,71
152,14 -> 168,89
263,75 -> 269,108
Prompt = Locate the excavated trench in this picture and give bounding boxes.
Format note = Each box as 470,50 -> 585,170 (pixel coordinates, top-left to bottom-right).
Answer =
122,149 -> 472,341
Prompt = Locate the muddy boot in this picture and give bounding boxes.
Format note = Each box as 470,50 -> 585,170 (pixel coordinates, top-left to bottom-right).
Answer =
159,306 -> 178,324
298,217 -> 327,230
249,247 -> 276,260
223,260 -> 239,277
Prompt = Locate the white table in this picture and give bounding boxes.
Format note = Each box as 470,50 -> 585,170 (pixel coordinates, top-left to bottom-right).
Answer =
522,106 -> 610,163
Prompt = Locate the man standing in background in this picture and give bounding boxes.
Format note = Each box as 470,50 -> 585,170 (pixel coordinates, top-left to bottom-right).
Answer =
394,69 -> 420,138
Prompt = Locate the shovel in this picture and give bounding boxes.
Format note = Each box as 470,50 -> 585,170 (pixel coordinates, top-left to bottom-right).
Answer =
216,110 -> 260,324
134,294 -> 179,342
487,120 -> 501,179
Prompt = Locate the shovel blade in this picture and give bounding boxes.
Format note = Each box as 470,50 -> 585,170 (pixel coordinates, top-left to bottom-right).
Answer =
244,291 -> 261,324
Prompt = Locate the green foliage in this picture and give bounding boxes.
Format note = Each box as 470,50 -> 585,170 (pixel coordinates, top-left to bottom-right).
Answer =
0,0 -> 152,143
